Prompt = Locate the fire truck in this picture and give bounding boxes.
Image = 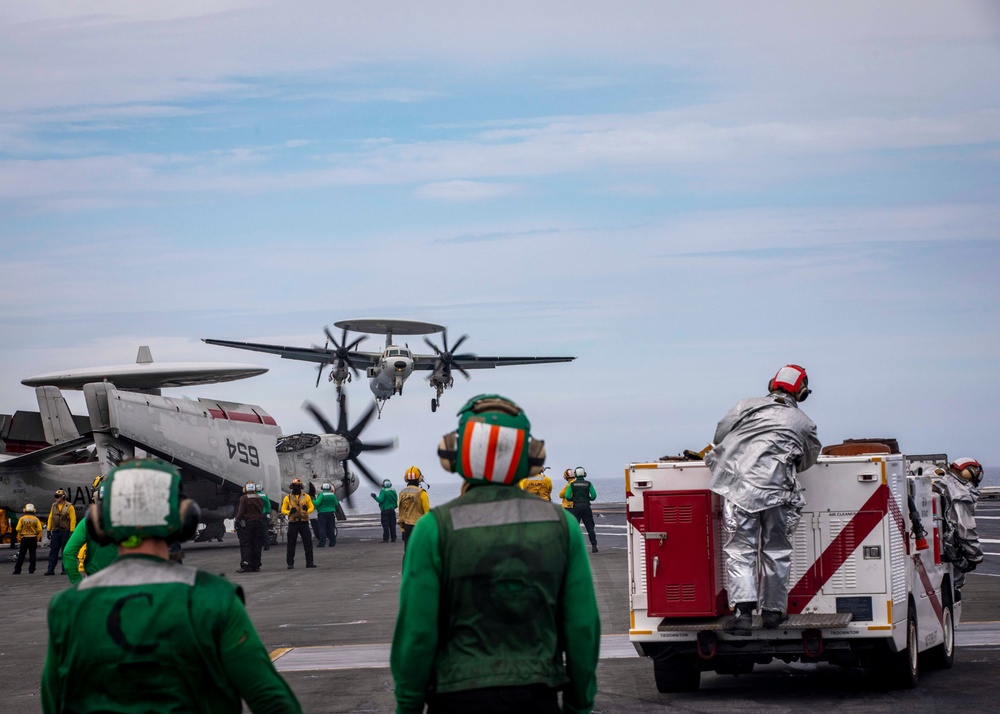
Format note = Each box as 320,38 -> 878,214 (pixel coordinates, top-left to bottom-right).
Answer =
626,440 -> 958,692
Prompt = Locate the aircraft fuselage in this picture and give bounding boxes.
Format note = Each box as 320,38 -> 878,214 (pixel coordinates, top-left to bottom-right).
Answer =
368,345 -> 413,399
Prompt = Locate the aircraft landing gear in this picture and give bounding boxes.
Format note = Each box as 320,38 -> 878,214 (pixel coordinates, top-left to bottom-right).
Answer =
431,398 -> 438,412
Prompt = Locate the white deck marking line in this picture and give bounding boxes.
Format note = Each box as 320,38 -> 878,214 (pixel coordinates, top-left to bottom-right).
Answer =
271,627 -> 1000,672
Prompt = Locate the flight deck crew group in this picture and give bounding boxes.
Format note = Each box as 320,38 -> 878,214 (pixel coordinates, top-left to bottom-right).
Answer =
27,373 -> 988,713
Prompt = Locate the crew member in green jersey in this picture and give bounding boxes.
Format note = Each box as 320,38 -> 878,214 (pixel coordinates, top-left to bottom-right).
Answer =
390,395 -> 600,714
313,482 -> 339,547
41,458 -> 302,714
372,479 -> 399,543
63,475 -> 117,583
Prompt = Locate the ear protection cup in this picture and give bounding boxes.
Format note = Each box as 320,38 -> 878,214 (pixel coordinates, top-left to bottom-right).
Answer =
86,502 -> 113,546
438,431 -> 458,472
527,438 -> 546,476
168,498 -> 201,544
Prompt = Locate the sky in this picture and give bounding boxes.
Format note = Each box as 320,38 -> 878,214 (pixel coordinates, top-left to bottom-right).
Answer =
1,1 -> 998,494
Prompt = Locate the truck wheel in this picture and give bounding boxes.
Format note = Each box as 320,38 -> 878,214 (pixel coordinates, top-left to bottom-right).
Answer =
887,603 -> 919,689
924,590 -> 955,670
653,654 -> 700,693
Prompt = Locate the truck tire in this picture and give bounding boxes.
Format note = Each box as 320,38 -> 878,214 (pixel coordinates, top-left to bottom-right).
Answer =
923,589 -> 955,670
886,603 -> 919,689
653,654 -> 700,693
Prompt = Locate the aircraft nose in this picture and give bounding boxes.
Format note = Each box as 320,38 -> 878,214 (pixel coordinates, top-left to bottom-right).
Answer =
394,360 -> 407,369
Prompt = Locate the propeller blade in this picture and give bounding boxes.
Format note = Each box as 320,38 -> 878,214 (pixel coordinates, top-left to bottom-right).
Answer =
348,401 -> 378,442
303,401 -> 336,435
450,334 -> 469,353
337,392 -> 349,434
323,326 -> 340,348
423,336 -> 442,355
346,335 -> 367,351
349,456 -> 384,490
357,438 -> 395,453
456,365 -> 471,380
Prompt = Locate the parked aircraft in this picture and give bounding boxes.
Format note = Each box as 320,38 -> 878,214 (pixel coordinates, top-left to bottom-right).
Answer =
3,347 -> 393,541
204,318 -> 576,415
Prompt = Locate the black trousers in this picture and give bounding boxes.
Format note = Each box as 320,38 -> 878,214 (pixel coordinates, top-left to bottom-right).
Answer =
286,521 -> 314,566
238,519 -> 265,569
400,522 -> 415,551
429,685 -> 559,714
572,506 -> 598,547
47,530 -> 70,574
14,537 -> 37,573
317,512 -> 337,546
380,509 -> 397,542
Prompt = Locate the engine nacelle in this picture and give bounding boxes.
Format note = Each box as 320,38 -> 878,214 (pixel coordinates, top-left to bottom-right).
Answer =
276,433 -> 356,499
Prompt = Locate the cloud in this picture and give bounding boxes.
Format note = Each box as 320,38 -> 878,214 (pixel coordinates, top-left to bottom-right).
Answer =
413,180 -> 523,201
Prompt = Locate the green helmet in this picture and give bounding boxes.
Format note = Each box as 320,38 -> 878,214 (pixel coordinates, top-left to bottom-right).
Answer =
86,458 -> 200,546
437,394 -> 546,484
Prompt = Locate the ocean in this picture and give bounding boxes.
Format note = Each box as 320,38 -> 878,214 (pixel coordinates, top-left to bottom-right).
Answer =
342,467 -> 998,517
342,475 -> 625,516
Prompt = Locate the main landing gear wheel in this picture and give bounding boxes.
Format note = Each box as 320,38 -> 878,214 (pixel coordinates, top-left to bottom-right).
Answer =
431,398 -> 438,412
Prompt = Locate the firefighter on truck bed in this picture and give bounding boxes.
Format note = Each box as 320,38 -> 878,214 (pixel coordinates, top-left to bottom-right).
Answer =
704,364 -> 821,635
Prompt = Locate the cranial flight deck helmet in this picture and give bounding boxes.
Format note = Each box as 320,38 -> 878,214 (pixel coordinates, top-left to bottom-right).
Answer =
950,457 -> 984,486
382,479 -> 392,489
768,365 -> 811,402
86,458 -> 201,547
244,481 -> 257,493
437,394 -> 546,485
404,466 -> 423,483
321,482 -> 333,492
563,468 -> 575,481
24,504 -> 36,514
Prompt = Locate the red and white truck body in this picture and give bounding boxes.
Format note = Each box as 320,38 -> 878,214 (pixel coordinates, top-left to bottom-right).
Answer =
626,450 -> 957,690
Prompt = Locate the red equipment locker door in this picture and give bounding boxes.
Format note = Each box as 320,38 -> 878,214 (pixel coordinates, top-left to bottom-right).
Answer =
644,490 -> 721,617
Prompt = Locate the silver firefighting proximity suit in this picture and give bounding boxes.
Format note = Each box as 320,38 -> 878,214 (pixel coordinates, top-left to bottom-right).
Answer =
705,392 -> 821,612
934,471 -> 983,592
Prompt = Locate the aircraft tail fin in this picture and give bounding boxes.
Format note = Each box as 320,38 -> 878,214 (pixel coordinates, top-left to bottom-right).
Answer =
35,386 -> 81,445
136,345 -> 153,364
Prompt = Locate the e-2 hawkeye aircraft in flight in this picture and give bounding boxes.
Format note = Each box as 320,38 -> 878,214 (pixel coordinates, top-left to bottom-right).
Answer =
204,318 -> 576,415
2,347 -> 393,541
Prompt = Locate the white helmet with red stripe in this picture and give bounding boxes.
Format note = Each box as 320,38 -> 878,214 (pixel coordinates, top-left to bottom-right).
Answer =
437,394 -> 546,485
768,364 -> 811,402
949,457 -> 983,486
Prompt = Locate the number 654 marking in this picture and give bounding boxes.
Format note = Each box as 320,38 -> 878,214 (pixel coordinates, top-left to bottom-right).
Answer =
226,439 -> 260,467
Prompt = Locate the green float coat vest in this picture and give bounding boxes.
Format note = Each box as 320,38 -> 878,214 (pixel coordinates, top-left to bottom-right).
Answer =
375,488 -> 398,510
42,555 -> 300,713
570,479 -> 594,507
429,485 -> 571,693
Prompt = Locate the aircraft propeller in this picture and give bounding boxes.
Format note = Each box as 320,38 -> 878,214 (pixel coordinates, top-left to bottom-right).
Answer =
424,329 -> 475,382
303,396 -> 394,503
325,326 -> 367,379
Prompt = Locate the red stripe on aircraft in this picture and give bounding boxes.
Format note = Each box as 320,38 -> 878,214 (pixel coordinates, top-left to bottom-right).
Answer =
788,484 -> 888,615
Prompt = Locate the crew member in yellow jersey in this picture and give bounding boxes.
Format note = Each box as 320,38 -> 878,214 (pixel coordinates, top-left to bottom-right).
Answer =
559,468 -> 576,510
397,466 -> 430,553
519,465 -> 554,500
281,478 -> 316,569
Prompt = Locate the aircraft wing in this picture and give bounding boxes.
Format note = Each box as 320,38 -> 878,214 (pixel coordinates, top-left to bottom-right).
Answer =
202,339 -> 381,368
0,435 -> 94,469
411,355 -> 576,370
